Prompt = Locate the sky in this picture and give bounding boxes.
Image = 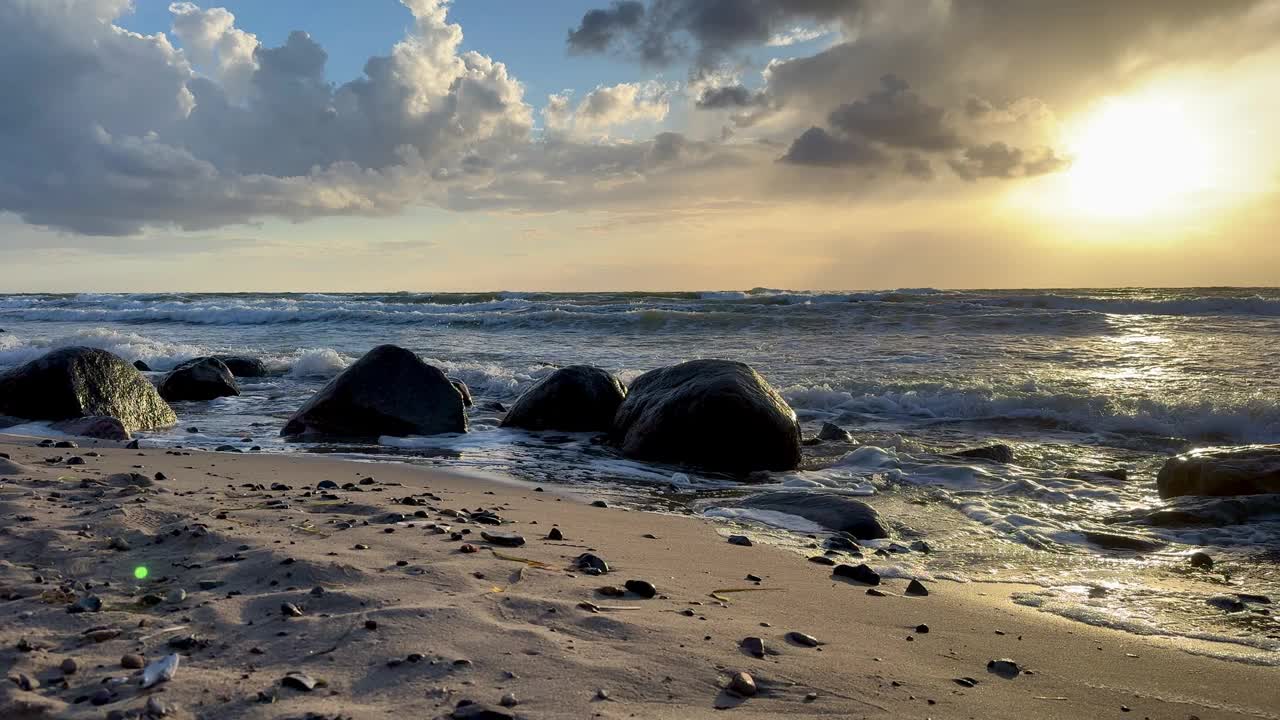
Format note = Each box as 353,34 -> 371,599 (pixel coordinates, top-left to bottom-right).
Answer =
0,0 -> 1278,292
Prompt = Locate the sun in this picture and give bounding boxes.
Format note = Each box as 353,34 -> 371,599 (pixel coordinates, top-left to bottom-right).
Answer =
1059,93 -> 1224,220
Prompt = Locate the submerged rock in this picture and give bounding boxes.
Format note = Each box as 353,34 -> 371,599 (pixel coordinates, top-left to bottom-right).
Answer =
729,491 -> 888,539
950,444 -> 1015,464
282,345 -> 467,439
1157,445 -> 1280,498
212,355 -> 269,378
611,359 -> 801,473
159,357 -> 240,402
500,365 -> 626,432
0,347 -> 176,432
1110,493 -> 1280,528
1081,530 -> 1165,553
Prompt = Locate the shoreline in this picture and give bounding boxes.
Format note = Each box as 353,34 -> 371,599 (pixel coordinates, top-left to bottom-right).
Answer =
2,435 -> 1278,718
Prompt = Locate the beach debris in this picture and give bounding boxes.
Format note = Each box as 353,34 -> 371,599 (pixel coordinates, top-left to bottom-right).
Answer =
787,631 -> 820,647
68,595 -> 103,613
625,579 -> 657,598
905,579 -> 930,596
576,553 -> 610,575
121,653 -> 146,669
709,587 -> 782,603
140,654 -> 180,688
833,563 -> 880,586
280,671 -> 318,692
987,659 -> 1022,678
480,531 -> 525,547
84,626 -> 122,643
954,677 -> 979,688
727,670 -> 757,697
727,534 -> 753,546
491,550 -> 551,568
741,637 -> 766,658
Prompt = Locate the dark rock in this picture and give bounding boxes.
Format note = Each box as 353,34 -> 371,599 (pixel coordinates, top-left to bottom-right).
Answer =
954,677 -> 979,688
281,602 -> 304,617
121,654 -> 145,669
1110,493 -> 1280,528
51,416 -> 131,441
817,422 -> 853,442
280,671 -> 317,691
500,365 -> 626,432
133,360 -> 151,372
1236,593 -> 1272,604
987,659 -> 1021,678
1082,531 -> 1165,553
60,657 -> 78,675
0,347 -> 176,432
1208,595 -> 1246,612
547,527 -> 564,541
451,701 -> 514,720
159,357 -> 240,402
449,379 -> 474,408
905,579 -> 930,596
576,553 -> 609,575
68,595 -> 102,613
480,531 -> 525,547
1157,445 -> 1280,498
1188,551 -> 1214,569
950,444 -> 1015,464
215,445 -> 243,453
282,345 -> 466,439
591,500 -> 609,508
915,624 -> 930,633
65,455 -> 85,465
807,555 -> 836,566
727,670 -> 757,697
729,491 -> 889,539
727,535 -> 753,547
212,355 -> 268,378
624,579 -> 657,598
740,636 -> 766,658
126,439 -> 140,449
786,631 -> 820,647
833,563 -> 880,586
610,359 -> 801,472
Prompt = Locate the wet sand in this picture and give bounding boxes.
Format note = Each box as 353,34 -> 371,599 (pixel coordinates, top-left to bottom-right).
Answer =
1,435 -> 1277,719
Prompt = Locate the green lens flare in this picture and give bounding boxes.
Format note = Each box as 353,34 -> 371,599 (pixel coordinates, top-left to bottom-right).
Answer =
133,566 -> 149,580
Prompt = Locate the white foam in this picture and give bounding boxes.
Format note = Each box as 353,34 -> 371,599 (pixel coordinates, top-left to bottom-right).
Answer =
286,348 -> 350,378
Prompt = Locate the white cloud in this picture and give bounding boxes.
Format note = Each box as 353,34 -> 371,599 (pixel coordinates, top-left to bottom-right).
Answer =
541,82 -> 670,139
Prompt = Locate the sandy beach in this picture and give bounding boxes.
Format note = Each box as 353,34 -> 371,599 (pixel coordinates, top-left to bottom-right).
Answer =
0,435 -> 1275,720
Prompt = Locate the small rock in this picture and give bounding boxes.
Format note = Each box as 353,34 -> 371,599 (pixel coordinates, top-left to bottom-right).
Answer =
500,692 -> 518,707
281,602 -> 304,617
1189,551 -> 1214,569
787,631 -> 820,647
60,658 -> 78,675
1208,595 -> 1246,612
91,689 -> 113,706
54,440 -> 78,449
145,696 -> 169,717
576,553 -> 609,575
954,677 -> 979,688
987,659 -> 1021,678
480,531 -> 526,547
905,579 -> 930,596
727,535 -> 753,547
451,701 -> 515,719
280,671 -> 318,691
833,563 -> 880,586
817,422 -> 853,442
365,620 -> 378,630
121,654 -> 146,669
547,527 -> 564,541
625,579 -> 657,598
108,537 -> 131,552
591,500 -> 609,508
459,543 -> 478,554
740,636 -> 766,658
13,672 -> 38,691
808,555 -> 835,566
140,654 -> 180,688
727,670 -> 757,697
915,624 -> 930,633
597,586 -> 626,597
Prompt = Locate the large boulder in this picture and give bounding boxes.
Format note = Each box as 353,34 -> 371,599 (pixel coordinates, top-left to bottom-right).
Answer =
158,357 -> 240,402
1157,445 -> 1280,498
610,359 -> 801,472
0,347 -> 176,432
281,344 -> 467,439
500,365 -> 626,432
213,355 -> 269,378
728,491 -> 888,539
51,416 -> 131,441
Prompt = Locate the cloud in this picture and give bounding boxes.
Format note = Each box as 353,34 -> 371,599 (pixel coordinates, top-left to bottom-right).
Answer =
695,84 -> 767,110
542,82 -> 670,138
781,127 -> 886,168
949,142 -> 1070,181
827,74 -> 961,151
567,0 -> 645,54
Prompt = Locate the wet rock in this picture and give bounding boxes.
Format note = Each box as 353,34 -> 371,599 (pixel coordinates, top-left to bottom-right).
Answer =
905,579 -> 930,596
547,527 -> 564,541
281,602 -> 304,617
1158,445 -> 1280,498
133,360 -> 152,372
0,347 -> 176,432
833,563 -> 880,586
910,540 -> 932,553
817,422 -> 853,443
68,595 -> 102,613
85,627 -> 122,643
951,444 -> 1015,464
729,491 -> 888,539
987,659 -> 1021,678
108,536 -> 131,551
808,555 -> 836,566
121,654 -> 145,669
727,670 -> 757,697
60,658 -> 78,675
576,553 -> 609,575
280,671 -> 317,691
786,631 -> 820,647
727,535 -> 753,547
500,365 -> 626,432
610,359 -> 801,472
447,379 -> 473,408
741,636 -> 766,658
1112,493 -> 1280,528
624,579 -> 657,598
282,345 -> 467,439
1082,530 -> 1166,553
212,355 -> 268,378
1189,551 -> 1214,569
51,416 -> 131,441
158,357 -> 240,402
480,531 -> 525,547
1208,595 -> 1246,612
499,692 -> 518,707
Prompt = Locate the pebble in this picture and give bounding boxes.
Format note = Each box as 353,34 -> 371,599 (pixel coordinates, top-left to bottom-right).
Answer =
987,659 -> 1021,678
905,579 -> 930,596
480,531 -> 526,547
166,588 -> 187,604
727,670 -> 757,697
576,553 -> 610,575
787,631 -> 820,647
808,555 -> 836,566
741,636 -> 766,658
121,653 -> 146,669
624,579 -> 657,598
365,620 -> 378,630
833,563 -> 881,586
281,602 -> 304,617
915,624 -> 930,633
60,658 -> 78,675
597,586 -> 626,597
727,535 -> 753,547
546,527 -> 564,541
500,692 -> 519,707
108,537 -> 131,552
91,689 -> 113,706
145,696 -> 168,717
591,500 -> 609,508
459,543 -> 478,553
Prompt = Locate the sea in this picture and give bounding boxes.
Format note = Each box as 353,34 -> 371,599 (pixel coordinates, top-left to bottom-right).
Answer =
1,287 -> 1278,663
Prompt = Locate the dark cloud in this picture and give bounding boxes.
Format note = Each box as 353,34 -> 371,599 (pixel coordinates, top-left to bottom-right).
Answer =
902,153 -> 934,181
695,84 -> 766,110
781,127 -> 887,168
949,143 -> 1069,181
827,74 -> 961,151
567,0 -> 860,65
